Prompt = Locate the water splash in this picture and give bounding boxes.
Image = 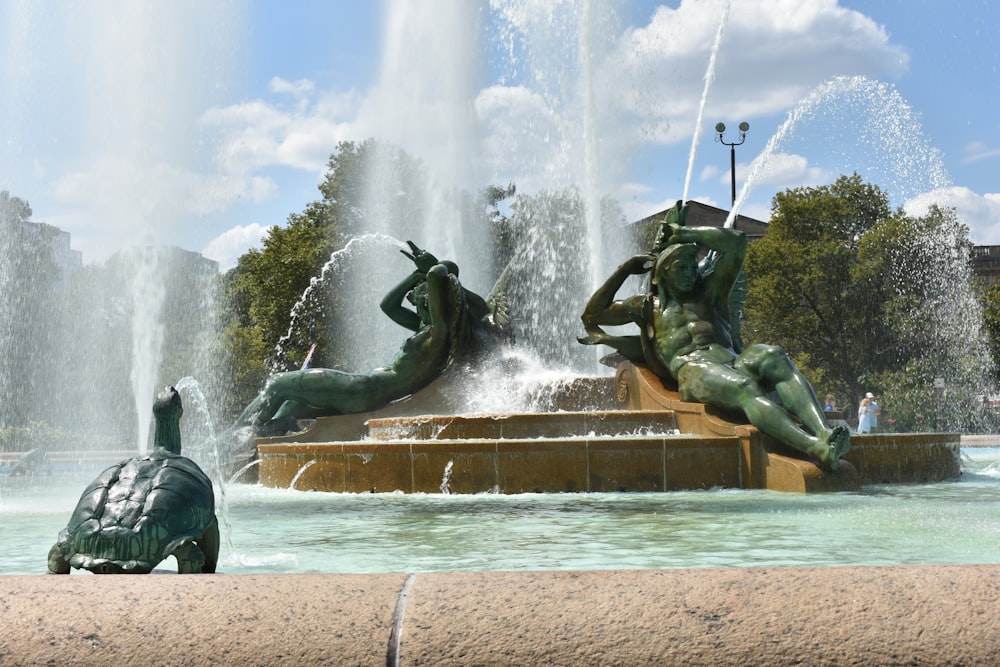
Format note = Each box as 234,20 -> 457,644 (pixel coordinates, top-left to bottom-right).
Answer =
682,0 -> 730,203
723,75 -> 994,429
290,460 -> 318,491
273,233 -> 404,372
175,376 -> 236,556
725,75 -> 949,227
440,460 -> 455,494
228,459 -> 261,485
439,346 -> 603,414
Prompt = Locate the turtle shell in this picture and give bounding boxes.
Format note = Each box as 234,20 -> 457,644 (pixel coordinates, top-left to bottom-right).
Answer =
54,450 -> 215,573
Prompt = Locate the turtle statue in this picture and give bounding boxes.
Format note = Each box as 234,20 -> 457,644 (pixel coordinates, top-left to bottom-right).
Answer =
47,386 -> 220,574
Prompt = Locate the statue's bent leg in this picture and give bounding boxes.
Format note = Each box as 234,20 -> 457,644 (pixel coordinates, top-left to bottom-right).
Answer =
739,344 -> 831,437
678,361 -> 848,472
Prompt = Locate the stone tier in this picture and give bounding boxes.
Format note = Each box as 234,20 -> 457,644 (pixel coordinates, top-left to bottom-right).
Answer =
255,361 -> 961,494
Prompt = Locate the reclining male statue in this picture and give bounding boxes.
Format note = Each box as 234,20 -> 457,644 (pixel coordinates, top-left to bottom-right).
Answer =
579,201 -> 850,472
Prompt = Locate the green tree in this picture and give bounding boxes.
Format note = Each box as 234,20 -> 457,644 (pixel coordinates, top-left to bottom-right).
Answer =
980,280 -> 1000,388
744,175 -> 888,399
217,140 -> 387,388
744,174 -> 989,431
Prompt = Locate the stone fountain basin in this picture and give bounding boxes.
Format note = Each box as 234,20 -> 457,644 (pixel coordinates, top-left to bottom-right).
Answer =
256,412 -> 960,495
253,362 -> 960,495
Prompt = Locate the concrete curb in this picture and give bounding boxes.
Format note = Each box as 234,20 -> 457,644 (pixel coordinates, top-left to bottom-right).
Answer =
2,565 -> 999,665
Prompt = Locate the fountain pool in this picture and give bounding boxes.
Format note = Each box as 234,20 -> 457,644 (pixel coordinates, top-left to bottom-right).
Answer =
3,446 -> 999,576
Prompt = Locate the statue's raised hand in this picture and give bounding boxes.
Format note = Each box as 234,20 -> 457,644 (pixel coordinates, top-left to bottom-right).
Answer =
625,253 -> 655,275
663,222 -> 687,246
400,241 -> 439,273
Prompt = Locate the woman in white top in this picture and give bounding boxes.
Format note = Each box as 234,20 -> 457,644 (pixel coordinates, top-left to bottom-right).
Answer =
858,393 -> 880,433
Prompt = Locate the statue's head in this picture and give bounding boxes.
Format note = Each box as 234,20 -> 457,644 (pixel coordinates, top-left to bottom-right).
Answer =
655,243 -> 700,294
153,386 -> 183,421
152,386 -> 183,454
655,242 -> 698,275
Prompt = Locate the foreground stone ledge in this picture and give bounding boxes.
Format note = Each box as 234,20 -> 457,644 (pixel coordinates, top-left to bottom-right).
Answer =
1,565 -> 998,665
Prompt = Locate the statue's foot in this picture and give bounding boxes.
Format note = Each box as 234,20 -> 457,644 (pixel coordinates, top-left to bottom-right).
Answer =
46,544 -> 70,574
816,426 -> 851,473
174,542 -> 207,574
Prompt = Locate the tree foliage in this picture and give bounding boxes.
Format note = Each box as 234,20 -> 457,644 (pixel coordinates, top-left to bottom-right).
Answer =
744,174 -> 990,431
216,139 -> 380,404
980,280 -> 1000,388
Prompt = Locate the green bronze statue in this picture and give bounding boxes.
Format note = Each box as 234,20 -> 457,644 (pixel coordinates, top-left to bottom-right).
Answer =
579,201 -> 850,472
230,242 -> 505,437
48,386 -> 219,574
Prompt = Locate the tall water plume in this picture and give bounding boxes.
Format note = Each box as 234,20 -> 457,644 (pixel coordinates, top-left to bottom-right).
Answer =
339,0 -> 485,370
726,76 -> 949,227
682,0 -> 730,203
337,0 -> 634,374
0,3 -> 239,451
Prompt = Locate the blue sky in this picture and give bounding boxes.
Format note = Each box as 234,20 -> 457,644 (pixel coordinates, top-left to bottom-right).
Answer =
1,0 -> 998,270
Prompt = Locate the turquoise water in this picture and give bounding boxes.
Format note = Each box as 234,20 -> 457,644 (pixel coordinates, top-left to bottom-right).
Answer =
3,448 -> 999,575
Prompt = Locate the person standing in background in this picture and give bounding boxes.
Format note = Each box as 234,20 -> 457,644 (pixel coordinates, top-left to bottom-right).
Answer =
858,392 -> 880,433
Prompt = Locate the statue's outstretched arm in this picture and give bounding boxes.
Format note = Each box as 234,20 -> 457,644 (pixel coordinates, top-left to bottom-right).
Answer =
383,264 -> 456,380
374,263 -> 458,400
581,254 -> 651,332
379,270 -> 425,332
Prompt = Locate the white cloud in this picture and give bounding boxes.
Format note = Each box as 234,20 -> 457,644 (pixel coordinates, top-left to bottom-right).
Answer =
737,201 -> 772,224
49,155 -> 209,240
961,141 -> 1000,164
606,0 -> 908,145
41,149 -> 280,263
740,152 -> 832,190
200,85 -> 364,175
475,85 -> 561,190
269,76 -> 315,98
175,0 -> 915,249
904,187 -> 1000,245
700,164 -> 720,182
13,1 -> 925,269
202,223 -> 270,271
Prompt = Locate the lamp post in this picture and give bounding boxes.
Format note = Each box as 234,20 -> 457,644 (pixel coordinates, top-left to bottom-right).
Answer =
715,121 -> 749,206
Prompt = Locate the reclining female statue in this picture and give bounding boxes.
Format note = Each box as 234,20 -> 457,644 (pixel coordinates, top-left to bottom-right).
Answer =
230,242 -> 477,437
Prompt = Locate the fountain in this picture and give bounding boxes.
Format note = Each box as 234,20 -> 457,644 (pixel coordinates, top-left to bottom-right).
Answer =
0,2 -> 998,663
253,198 -> 960,494
237,4 -> 967,495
